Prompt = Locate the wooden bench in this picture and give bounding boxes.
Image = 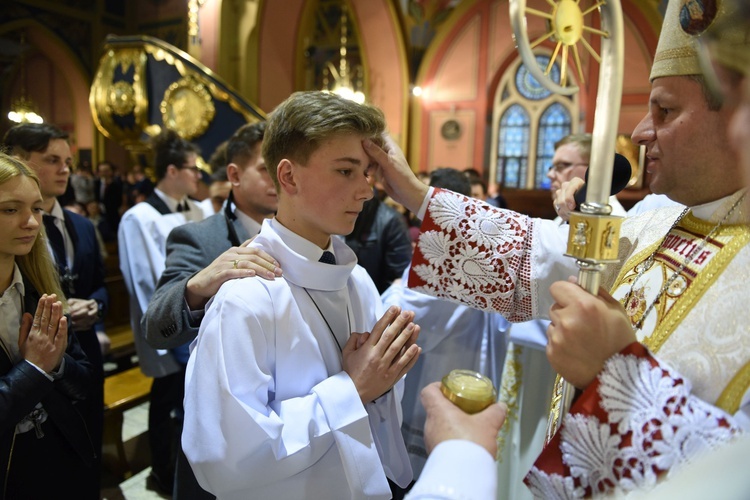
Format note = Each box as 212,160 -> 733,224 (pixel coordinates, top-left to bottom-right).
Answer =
102,366 -> 152,479
106,323 -> 137,367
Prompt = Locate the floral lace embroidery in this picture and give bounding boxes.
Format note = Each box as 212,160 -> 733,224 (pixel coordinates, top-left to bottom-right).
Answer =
526,353 -> 739,498
525,467 -> 583,499
410,190 -> 535,321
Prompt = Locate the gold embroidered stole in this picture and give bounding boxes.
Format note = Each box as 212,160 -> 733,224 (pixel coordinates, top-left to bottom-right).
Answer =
612,213 -> 749,354
496,344 -> 524,457
545,214 -> 750,440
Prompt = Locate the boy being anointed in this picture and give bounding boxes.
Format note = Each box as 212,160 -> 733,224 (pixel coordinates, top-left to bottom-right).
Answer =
183,91 -> 421,499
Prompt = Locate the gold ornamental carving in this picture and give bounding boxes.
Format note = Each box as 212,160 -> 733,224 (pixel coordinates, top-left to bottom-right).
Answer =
89,47 -> 148,149
145,43 -> 262,123
160,75 -> 215,140
565,212 -> 624,263
91,35 -> 266,160
109,81 -> 136,116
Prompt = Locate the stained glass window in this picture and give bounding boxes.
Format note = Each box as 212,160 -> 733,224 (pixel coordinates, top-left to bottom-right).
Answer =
515,55 -> 561,100
536,103 -> 572,188
497,104 -> 530,188
493,54 -> 575,190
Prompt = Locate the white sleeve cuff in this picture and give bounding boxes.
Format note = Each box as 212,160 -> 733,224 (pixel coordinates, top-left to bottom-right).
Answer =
25,359 -> 59,381
417,187 -> 435,221
407,440 -> 497,500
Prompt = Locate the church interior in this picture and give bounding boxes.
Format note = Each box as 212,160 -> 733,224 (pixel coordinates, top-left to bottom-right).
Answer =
1,0 -> 670,498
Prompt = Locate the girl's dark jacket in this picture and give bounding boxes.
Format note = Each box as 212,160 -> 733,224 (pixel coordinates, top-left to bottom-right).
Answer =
0,277 -> 97,498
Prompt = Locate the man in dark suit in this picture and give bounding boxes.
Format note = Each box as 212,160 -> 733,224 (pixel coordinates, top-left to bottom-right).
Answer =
143,122 -> 280,349
4,122 -> 108,490
141,122 -> 280,498
94,160 -> 126,234
118,129 -> 207,495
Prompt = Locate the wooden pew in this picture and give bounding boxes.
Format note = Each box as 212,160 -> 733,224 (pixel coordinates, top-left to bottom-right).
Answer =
105,323 -> 137,370
99,240 -> 154,478
102,365 -> 153,480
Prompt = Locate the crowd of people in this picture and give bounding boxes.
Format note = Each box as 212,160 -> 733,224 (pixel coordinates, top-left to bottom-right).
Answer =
1,0 -> 749,498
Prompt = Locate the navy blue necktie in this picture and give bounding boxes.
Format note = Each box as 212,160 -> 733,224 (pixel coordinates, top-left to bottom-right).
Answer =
319,251 -> 336,265
43,214 -> 66,268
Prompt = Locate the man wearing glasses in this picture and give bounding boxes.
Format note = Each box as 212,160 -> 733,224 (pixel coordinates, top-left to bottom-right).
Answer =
118,128 -> 205,494
547,133 -> 626,223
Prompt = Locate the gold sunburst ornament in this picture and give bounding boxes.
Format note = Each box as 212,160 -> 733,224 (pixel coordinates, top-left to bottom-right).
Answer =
511,0 -> 609,94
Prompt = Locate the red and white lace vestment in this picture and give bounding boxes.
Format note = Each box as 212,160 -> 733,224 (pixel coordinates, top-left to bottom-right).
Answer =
408,188 -> 750,498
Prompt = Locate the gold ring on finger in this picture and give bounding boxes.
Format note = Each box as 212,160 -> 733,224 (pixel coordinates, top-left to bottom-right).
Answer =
233,259 -> 240,269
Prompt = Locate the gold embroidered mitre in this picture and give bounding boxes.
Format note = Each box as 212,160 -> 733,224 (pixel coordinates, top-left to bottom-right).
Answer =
651,0 -> 725,80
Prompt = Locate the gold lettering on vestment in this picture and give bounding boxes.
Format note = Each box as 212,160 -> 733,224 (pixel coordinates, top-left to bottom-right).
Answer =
545,214 -> 750,438
611,214 -> 750,354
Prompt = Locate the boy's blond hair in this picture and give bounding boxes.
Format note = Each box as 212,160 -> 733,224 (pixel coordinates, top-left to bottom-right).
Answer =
262,91 -> 386,191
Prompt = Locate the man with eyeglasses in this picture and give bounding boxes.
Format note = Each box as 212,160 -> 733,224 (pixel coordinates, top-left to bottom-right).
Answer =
118,128 -> 206,494
374,0 -> 749,496
547,133 -> 626,223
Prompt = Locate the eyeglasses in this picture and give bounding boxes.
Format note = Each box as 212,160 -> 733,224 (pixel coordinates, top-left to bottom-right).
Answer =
179,165 -> 201,174
548,162 -> 588,173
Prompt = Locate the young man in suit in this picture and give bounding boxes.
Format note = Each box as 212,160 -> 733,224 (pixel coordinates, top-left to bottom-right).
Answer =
142,122 -> 280,352
118,128 -> 204,494
141,122 -> 281,498
3,123 -> 109,492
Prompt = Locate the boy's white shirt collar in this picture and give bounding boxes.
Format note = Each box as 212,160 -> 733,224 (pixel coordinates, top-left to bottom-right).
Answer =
257,218 -> 357,291
232,202 -> 263,237
49,199 -> 65,220
154,187 -> 189,213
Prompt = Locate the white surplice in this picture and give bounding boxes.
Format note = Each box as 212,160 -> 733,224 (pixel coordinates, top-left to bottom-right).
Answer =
118,196 -> 202,377
382,265 -> 509,477
183,218 -> 412,500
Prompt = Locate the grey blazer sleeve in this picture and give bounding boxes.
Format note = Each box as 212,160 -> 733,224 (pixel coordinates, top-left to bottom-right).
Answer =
142,223 -> 209,349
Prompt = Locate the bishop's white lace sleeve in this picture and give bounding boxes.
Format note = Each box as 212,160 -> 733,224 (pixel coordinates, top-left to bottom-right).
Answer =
525,342 -> 742,499
408,189 -> 535,321
407,188 -> 573,322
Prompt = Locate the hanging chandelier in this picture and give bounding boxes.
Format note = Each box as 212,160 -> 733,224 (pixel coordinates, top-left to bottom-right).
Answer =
8,32 -> 43,124
8,96 -> 43,124
322,4 -> 365,104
